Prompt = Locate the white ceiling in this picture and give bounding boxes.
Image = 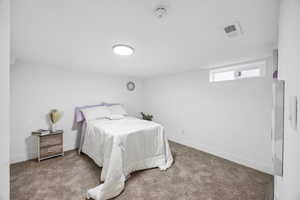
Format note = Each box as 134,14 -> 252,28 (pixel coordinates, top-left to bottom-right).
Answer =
11,0 -> 279,78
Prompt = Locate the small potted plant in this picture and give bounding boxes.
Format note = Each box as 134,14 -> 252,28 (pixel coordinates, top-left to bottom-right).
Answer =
141,112 -> 153,121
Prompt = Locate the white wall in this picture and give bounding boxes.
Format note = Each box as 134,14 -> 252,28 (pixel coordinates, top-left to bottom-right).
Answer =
142,58 -> 273,173
0,0 -> 10,199
275,0 -> 300,199
10,63 -> 143,163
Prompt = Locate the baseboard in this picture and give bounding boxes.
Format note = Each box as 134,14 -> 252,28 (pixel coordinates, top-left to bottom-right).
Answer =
11,137 -> 273,175
169,137 -> 274,175
64,144 -> 77,152
10,152 -> 36,164
10,144 -> 77,164
273,178 -> 279,200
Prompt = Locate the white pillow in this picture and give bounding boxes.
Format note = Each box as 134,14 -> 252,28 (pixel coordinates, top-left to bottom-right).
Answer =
81,106 -> 111,122
106,114 -> 125,120
109,105 -> 128,116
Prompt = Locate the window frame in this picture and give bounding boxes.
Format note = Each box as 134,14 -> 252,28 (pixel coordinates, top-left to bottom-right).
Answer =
209,60 -> 267,82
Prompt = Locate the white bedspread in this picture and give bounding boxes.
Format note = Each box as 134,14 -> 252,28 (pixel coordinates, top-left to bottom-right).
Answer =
81,117 -> 173,200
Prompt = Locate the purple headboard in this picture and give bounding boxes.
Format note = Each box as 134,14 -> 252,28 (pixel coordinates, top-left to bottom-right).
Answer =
104,103 -> 120,107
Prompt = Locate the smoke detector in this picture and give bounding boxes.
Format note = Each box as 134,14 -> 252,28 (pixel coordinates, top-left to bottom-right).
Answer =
224,22 -> 243,38
154,6 -> 168,18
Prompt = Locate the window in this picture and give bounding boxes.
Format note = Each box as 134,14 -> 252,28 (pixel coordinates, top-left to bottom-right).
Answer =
209,60 -> 266,82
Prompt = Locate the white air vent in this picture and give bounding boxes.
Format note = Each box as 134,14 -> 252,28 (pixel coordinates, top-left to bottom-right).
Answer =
224,22 -> 243,38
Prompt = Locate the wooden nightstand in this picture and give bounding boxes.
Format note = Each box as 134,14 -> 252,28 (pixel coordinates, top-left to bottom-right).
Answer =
32,130 -> 64,162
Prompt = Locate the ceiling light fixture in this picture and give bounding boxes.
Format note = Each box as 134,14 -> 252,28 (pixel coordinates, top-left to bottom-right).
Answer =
112,44 -> 134,56
154,6 -> 168,18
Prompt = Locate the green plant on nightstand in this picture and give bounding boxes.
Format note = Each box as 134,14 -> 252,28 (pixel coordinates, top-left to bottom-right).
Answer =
141,112 -> 153,121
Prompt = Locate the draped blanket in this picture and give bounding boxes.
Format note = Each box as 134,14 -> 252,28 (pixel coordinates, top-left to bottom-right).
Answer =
81,117 -> 173,200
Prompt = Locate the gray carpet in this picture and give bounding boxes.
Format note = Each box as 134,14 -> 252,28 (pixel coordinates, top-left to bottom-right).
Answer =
10,141 -> 273,200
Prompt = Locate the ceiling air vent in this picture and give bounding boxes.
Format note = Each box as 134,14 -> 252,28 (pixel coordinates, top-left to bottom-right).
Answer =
224,22 -> 243,38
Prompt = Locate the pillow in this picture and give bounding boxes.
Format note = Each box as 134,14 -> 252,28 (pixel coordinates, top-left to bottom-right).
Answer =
108,105 -> 128,116
81,106 -> 110,122
106,114 -> 125,120
75,103 -> 105,123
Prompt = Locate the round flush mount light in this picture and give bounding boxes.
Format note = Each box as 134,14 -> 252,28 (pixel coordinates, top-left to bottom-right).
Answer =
112,44 -> 134,56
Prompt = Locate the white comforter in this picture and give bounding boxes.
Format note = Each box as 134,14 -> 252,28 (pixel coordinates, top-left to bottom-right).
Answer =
81,117 -> 173,200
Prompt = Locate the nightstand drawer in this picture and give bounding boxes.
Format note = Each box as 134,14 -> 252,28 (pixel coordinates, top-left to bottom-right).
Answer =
40,134 -> 62,147
40,145 -> 63,158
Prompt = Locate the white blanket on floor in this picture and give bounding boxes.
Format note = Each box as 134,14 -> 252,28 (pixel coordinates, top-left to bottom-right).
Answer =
81,117 -> 173,200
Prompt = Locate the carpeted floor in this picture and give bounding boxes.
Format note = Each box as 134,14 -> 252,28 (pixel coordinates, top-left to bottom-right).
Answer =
10,142 -> 273,200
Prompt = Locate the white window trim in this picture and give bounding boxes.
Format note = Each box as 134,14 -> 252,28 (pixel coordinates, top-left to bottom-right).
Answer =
209,60 -> 267,82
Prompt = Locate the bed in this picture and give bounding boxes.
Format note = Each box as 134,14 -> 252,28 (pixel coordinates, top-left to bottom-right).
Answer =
76,105 -> 173,200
